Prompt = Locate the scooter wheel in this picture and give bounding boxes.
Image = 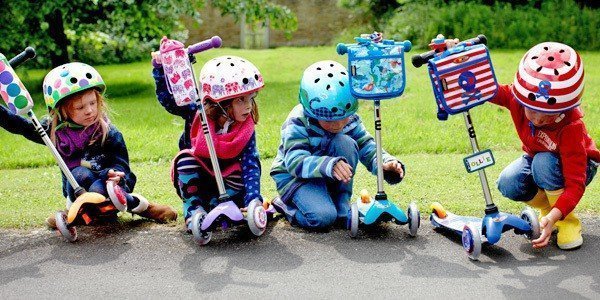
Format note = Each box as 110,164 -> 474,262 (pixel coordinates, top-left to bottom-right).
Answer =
520,207 -> 541,240
191,210 -> 212,246
247,199 -> 267,236
462,223 -> 481,261
430,202 -> 447,219
348,202 -> 359,238
407,202 -> 420,237
107,181 -> 127,212
55,211 -> 77,242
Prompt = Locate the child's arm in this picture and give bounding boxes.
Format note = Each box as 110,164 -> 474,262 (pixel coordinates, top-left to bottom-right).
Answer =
0,105 -> 45,145
152,63 -> 197,118
240,133 -> 263,206
554,122 -> 589,218
348,119 -> 404,184
281,121 -> 346,179
488,83 -> 516,109
98,126 -> 136,191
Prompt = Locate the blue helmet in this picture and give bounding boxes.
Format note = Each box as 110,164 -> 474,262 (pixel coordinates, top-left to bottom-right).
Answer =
299,60 -> 358,121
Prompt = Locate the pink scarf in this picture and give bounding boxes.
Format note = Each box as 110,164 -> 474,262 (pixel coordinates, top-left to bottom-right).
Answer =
189,113 -> 255,176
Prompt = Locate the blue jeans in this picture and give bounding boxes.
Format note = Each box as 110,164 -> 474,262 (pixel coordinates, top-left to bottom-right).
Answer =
497,152 -> 598,202
66,166 -> 137,209
283,134 -> 359,230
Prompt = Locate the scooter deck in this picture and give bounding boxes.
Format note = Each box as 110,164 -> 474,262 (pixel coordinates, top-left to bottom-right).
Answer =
356,198 -> 408,225
67,193 -> 119,226
430,210 -> 482,236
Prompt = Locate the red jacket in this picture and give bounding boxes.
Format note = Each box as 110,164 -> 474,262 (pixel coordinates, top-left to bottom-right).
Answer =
491,84 -> 600,217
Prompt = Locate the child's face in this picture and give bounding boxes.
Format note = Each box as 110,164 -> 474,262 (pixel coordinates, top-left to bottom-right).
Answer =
66,89 -> 98,127
231,92 -> 256,122
318,117 -> 350,133
524,107 -> 561,127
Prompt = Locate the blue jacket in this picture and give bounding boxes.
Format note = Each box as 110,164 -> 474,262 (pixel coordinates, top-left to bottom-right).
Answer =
0,105 -> 136,197
152,66 -> 263,204
270,104 -> 402,202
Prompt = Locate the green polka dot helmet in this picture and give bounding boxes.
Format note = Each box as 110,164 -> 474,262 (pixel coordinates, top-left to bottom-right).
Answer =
42,62 -> 106,110
299,60 -> 358,121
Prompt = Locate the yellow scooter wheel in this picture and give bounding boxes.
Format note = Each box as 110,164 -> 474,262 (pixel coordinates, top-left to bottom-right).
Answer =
430,202 -> 447,219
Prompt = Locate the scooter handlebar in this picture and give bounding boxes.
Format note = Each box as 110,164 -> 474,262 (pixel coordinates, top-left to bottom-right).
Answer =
411,34 -> 487,68
188,36 -> 222,55
9,47 -> 36,68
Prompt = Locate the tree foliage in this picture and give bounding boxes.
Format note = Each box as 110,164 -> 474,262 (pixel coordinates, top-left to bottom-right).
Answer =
0,0 -> 296,68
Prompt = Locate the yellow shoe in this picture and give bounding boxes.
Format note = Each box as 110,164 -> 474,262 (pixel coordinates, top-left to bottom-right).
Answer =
526,189 -> 551,216
556,213 -> 583,250
545,189 -> 583,250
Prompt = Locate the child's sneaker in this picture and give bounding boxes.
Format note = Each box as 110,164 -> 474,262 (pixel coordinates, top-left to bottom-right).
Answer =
45,212 -> 61,229
271,196 -> 296,223
130,193 -> 178,223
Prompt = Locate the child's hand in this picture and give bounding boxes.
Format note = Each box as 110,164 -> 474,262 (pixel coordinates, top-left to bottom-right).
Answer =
107,169 -> 125,184
383,160 -> 404,179
445,38 -> 460,49
151,51 -> 162,65
333,160 -> 354,184
532,208 -> 562,249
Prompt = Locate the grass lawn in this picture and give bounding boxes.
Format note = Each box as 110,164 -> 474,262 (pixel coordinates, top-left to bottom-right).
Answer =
1,47 -> 599,228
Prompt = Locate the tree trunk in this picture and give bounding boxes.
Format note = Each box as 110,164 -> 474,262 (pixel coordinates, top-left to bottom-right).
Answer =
44,9 -> 70,68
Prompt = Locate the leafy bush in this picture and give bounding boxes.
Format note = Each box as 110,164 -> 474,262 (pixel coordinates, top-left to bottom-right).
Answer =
382,0 -> 600,50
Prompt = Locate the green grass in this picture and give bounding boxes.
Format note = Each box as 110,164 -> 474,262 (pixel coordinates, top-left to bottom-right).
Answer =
1,47 -> 599,228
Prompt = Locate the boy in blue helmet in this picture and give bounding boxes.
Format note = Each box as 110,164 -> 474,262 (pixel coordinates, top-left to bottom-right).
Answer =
270,61 -> 405,230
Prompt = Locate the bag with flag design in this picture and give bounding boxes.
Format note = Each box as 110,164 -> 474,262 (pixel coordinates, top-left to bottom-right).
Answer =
427,44 -> 498,116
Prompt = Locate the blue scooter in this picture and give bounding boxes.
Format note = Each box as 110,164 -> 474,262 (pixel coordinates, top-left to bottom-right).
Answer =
412,34 -> 540,260
338,32 -> 420,238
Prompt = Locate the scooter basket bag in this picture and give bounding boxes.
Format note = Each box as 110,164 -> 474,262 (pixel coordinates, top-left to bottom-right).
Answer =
427,44 -> 498,115
346,41 -> 409,100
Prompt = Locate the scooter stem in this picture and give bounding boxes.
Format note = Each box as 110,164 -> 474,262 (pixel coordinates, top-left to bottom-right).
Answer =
462,111 -> 495,208
27,111 -> 85,197
373,100 -> 386,199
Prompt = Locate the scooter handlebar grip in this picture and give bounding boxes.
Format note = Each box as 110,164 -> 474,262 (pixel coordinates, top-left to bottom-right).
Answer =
188,36 -> 222,55
9,47 -> 36,68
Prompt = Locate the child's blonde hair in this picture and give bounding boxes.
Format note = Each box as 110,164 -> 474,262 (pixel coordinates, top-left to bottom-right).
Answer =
49,89 -> 110,146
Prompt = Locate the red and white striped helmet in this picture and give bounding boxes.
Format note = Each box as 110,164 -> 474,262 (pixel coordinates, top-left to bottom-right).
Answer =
512,42 -> 584,113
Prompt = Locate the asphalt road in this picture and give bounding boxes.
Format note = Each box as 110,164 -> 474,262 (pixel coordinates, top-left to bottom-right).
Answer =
1,217 -> 598,299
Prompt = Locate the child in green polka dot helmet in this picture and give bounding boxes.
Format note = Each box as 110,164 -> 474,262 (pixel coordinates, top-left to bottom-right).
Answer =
1,62 -> 178,227
43,62 -> 106,110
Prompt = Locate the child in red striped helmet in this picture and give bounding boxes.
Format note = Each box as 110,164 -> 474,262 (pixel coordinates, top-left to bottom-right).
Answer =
491,42 -> 599,250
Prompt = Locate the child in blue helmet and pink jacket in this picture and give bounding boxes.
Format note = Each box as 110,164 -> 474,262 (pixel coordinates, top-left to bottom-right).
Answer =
270,61 -> 405,230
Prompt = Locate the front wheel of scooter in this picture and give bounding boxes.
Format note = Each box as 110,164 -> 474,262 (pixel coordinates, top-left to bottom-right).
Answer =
191,211 -> 212,246
107,181 -> 127,212
462,224 -> 481,261
407,202 -> 420,237
521,208 -> 541,240
247,199 -> 267,236
55,211 -> 77,242
348,202 -> 359,238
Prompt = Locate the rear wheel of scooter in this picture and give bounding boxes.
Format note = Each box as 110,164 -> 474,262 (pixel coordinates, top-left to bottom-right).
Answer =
407,202 -> 420,237
348,202 -> 359,238
191,211 -> 211,246
107,181 -> 127,212
247,199 -> 267,236
521,208 -> 541,240
462,224 -> 481,261
55,211 -> 77,242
